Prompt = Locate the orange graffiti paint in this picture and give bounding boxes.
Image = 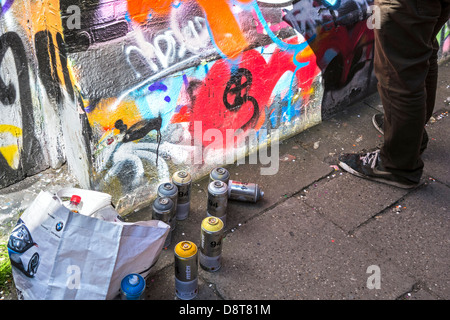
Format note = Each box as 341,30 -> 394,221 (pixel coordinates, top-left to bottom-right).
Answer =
85,98 -> 142,132
126,0 -> 250,59
26,0 -> 78,96
127,0 -> 174,24
195,0 -> 249,59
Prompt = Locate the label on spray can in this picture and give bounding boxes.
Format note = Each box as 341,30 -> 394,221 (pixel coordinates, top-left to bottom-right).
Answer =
228,180 -> 264,203
207,180 -> 228,226
152,197 -> 174,248
172,171 -> 192,220
200,217 -> 224,272
174,241 -> 198,300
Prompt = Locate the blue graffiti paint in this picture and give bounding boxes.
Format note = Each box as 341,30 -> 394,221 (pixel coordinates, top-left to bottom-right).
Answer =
182,74 -> 189,88
149,82 -> 171,103
149,82 -> 168,92
171,1 -> 183,9
321,0 -> 341,10
0,0 -> 15,17
124,12 -> 131,23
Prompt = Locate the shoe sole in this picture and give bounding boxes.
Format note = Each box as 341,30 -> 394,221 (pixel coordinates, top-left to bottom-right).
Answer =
338,160 -> 418,189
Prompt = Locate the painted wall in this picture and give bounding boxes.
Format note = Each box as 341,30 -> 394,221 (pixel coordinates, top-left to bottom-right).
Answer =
1,0 -> 449,215
0,0 -> 91,190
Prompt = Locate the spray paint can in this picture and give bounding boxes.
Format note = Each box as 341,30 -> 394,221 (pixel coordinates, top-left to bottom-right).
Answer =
120,273 -> 146,300
228,180 -> 264,203
172,170 -> 192,220
209,167 -> 230,186
152,197 -> 175,248
157,182 -> 178,230
200,217 -> 224,272
207,180 -> 228,226
174,241 -> 198,300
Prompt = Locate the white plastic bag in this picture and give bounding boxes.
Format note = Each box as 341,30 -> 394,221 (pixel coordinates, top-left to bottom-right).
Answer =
7,188 -> 169,300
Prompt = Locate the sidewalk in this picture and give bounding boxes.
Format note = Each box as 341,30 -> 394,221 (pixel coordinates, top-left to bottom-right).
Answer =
132,61 -> 449,301
1,61 -> 449,301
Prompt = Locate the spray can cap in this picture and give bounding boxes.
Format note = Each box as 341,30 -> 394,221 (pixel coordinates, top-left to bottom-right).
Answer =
70,195 -> 81,204
129,274 -> 139,285
121,274 -> 145,298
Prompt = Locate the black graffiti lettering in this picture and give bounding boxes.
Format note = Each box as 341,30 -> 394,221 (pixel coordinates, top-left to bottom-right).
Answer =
223,68 -> 253,111
223,68 -> 260,130
35,31 -> 62,103
119,115 -> 163,165
0,32 -> 44,187
55,32 -> 75,101
122,115 -> 162,143
35,30 -> 76,104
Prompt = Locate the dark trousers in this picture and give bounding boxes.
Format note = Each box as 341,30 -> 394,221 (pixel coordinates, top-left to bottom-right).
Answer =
374,0 -> 450,183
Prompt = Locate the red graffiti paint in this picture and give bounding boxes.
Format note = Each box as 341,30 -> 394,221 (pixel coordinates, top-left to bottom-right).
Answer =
309,21 -> 374,88
172,38 -> 320,149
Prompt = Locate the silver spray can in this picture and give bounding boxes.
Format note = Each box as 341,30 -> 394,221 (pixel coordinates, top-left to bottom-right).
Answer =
152,197 -> 175,248
174,241 -> 198,300
228,180 -> 264,203
157,182 -> 178,230
172,170 -> 192,220
209,167 -> 230,186
200,216 -> 224,272
207,180 -> 228,227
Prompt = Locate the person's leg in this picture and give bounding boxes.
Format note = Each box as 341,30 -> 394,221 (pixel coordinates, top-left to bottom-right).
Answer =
375,0 -> 448,184
423,2 -> 450,147
373,2 -> 450,155
339,0 -> 450,188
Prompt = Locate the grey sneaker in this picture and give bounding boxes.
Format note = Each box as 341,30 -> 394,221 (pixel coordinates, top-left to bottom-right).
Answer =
338,150 -> 419,189
372,113 -> 384,134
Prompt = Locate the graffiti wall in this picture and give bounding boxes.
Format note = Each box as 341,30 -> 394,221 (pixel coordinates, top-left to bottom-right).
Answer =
1,0 -> 449,215
0,0 -> 91,189
438,20 -> 450,62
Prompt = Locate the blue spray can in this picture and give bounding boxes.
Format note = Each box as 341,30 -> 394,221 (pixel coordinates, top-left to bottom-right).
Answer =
120,274 -> 146,300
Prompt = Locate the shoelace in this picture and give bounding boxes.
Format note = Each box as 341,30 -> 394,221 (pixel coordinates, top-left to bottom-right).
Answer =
360,151 -> 380,168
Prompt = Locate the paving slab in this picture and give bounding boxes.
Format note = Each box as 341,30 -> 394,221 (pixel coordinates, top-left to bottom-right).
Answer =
200,197 -> 415,300
422,110 -> 450,186
127,141 -> 333,274
353,181 -> 450,299
294,102 -> 384,165
300,172 -> 409,234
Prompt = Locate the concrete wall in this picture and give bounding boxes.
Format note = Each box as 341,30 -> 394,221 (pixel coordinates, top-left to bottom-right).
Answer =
1,0 -> 449,215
